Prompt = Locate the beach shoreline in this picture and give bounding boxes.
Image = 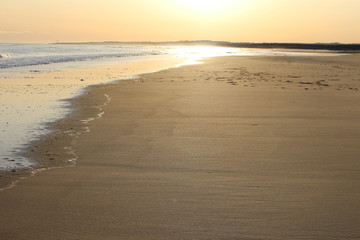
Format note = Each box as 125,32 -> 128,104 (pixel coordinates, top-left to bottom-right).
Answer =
1,54 -> 360,239
0,48 -> 340,189
0,57 -> 184,190
2,44 -> 274,175
0,52 -> 190,181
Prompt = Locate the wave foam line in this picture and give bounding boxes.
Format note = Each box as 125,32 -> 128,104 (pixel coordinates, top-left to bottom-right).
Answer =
0,94 -> 112,192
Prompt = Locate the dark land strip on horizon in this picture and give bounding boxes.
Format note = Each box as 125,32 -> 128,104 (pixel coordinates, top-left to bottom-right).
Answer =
56,40 -> 360,51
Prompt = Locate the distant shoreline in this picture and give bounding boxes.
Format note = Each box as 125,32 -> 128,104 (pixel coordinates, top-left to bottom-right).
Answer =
55,40 -> 360,51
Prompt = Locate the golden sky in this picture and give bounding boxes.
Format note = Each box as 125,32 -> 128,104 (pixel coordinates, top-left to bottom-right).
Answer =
1,0 -> 359,43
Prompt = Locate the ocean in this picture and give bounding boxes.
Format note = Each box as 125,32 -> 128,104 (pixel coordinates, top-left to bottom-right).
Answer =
0,43 -> 330,172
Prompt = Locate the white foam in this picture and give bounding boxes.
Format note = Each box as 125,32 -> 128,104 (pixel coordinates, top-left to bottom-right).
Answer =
0,53 -> 11,58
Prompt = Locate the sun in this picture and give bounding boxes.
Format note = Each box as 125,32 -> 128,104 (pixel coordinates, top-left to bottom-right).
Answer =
177,0 -> 237,14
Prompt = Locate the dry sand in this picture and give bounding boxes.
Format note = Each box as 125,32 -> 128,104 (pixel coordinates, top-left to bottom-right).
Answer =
1,54 -> 360,239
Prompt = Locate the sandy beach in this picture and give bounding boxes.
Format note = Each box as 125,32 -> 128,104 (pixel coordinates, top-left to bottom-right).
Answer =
1,54 -> 360,239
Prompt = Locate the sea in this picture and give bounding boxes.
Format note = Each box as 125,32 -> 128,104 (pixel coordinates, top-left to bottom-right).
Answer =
0,43 -> 331,172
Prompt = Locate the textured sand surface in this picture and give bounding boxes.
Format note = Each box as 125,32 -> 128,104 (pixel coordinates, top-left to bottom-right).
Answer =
1,55 -> 360,239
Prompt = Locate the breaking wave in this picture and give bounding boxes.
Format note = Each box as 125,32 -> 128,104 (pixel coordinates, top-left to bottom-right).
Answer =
0,43 -> 164,69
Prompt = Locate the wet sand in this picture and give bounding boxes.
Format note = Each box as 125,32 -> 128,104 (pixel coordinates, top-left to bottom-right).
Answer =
0,55 -> 184,183
1,55 -> 360,239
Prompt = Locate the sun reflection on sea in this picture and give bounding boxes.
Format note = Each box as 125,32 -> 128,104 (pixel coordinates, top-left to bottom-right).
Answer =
168,46 -> 248,66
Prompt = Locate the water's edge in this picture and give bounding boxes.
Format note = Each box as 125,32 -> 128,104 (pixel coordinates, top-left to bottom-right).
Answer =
0,57 -> 196,191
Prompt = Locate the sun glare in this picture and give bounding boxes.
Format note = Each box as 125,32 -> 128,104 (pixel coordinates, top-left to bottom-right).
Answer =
178,0 -> 237,14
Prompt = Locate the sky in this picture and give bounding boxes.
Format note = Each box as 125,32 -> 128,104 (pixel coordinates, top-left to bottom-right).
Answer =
1,0 -> 360,43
